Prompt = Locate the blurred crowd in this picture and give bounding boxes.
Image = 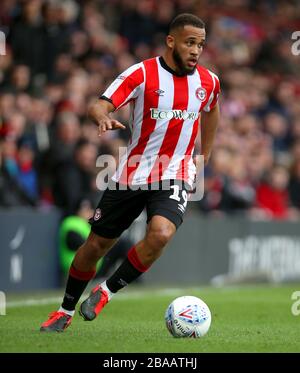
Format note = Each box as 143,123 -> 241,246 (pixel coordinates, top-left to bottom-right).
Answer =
0,0 -> 300,220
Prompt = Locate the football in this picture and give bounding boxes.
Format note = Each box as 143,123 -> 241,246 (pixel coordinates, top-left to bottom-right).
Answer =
165,295 -> 211,338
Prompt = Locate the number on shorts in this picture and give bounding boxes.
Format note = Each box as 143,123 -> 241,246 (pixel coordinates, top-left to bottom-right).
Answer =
169,185 -> 181,201
170,186 -> 188,209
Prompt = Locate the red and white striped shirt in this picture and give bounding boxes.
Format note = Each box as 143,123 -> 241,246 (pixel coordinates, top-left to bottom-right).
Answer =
101,56 -> 220,187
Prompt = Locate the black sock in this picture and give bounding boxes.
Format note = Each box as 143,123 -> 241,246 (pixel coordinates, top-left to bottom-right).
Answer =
106,247 -> 149,293
61,265 -> 95,311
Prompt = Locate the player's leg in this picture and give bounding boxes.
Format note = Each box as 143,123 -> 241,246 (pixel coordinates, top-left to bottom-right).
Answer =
79,218 -> 177,321
60,233 -> 117,311
102,215 -> 176,291
40,186 -> 145,332
134,215 -> 176,266
102,215 -> 176,296
79,180 -> 187,321
134,179 -> 188,267
40,232 -> 117,332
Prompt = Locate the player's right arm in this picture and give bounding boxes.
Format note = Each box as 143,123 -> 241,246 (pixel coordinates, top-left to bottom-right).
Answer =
88,63 -> 144,137
87,99 -> 126,137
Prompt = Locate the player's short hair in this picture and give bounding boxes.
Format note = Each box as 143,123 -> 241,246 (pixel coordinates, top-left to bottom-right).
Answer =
169,13 -> 205,33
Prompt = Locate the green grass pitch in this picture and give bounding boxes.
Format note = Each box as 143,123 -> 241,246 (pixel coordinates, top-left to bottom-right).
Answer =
1,285 -> 300,352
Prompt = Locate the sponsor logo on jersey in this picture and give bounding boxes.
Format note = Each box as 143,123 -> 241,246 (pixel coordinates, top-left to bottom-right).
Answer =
195,87 -> 207,101
150,108 -> 199,121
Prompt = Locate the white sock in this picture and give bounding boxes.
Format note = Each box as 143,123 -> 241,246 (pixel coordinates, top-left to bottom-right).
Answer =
59,306 -> 75,317
100,280 -> 115,301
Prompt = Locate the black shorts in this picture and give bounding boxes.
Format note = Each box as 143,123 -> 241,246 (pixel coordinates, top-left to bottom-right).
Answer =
89,180 -> 190,239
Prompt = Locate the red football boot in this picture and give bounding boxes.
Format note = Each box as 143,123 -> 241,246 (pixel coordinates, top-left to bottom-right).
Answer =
79,284 -> 109,321
40,311 -> 73,332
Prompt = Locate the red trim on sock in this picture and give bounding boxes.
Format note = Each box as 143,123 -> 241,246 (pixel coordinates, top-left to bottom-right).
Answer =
69,265 -> 96,281
127,246 -> 149,273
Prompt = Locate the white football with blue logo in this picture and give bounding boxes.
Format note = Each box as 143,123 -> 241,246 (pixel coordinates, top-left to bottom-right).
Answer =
165,296 -> 211,338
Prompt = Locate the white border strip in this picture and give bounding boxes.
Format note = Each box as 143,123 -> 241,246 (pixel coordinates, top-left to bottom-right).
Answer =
6,288 -> 186,308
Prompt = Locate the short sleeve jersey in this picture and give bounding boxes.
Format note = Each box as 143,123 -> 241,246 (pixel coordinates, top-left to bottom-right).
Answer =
101,56 -> 220,186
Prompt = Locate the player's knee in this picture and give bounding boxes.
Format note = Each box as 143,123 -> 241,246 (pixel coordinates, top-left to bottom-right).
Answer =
85,233 -> 112,258
147,225 -> 174,249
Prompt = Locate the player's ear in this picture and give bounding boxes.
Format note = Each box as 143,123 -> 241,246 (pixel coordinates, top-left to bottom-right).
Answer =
166,35 -> 175,49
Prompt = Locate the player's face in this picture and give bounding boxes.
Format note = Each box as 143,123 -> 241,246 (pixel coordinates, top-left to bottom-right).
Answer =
171,25 -> 206,75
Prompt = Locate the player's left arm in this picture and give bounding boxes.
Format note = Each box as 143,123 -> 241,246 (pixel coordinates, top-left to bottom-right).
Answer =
200,102 -> 220,165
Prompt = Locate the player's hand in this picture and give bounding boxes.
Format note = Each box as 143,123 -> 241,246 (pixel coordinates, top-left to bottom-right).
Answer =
98,119 -> 126,136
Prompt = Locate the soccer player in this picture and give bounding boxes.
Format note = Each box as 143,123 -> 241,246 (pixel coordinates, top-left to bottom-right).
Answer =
40,13 -> 220,332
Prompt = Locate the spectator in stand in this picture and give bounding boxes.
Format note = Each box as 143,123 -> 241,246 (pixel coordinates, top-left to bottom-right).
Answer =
53,139 -> 98,215
0,137 -> 38,206
16,138 -> 39,201
9,0 -> 45,75
44,111 -> 81,173
289,159 -> 300,210
0,0 -> 300,221
255,164 -> 298,220
220,156 -> 256,213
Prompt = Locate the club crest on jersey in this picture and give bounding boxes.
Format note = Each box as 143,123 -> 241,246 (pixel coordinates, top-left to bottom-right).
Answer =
195,87 -> 207,101
93,208 -> 102,221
